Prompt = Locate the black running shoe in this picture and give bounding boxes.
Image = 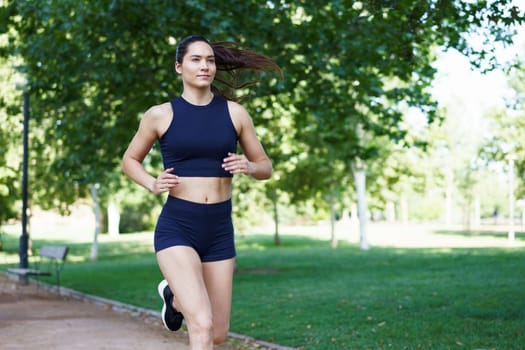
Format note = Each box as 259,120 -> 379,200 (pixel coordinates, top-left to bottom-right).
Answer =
157,279 -> 184,331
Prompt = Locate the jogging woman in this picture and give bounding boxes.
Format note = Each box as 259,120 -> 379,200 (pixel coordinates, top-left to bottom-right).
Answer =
122,35 -> 281,349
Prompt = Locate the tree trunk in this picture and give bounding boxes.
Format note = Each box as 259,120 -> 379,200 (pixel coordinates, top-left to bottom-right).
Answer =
464,200 -> 472,232
399,194 -> 409,223
107,197 -> 120,237
329,188 -> 337,248
445,167 -> 454,226
353,162 -> 369,250
272,188 -> 281,246
386,201 -> 396,223
90,184 -> 101,261
474,196 -> 481,228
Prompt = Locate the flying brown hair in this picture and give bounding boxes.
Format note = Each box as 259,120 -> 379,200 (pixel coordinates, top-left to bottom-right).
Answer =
176,35 -> 283,101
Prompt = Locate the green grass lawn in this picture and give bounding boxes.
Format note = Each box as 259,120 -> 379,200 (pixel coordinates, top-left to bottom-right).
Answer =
1,230 -> 524,349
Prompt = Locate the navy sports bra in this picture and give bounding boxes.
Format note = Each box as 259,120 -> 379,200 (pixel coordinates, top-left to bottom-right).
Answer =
158,95 -> 238,177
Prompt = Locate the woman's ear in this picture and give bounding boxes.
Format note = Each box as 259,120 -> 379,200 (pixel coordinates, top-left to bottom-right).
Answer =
175,62 -> 182,74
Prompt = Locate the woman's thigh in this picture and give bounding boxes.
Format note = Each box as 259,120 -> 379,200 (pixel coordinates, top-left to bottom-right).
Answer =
156,246 -> 212,322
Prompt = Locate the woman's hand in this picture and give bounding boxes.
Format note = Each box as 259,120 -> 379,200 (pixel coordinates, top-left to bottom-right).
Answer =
151,168 -> 180,195
222,152 -> 253,176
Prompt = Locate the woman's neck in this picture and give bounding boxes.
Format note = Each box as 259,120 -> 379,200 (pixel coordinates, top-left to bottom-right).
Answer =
181,89 -> 214,106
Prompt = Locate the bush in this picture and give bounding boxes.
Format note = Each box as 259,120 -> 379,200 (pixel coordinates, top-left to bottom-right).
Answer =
119,202 -> 159,233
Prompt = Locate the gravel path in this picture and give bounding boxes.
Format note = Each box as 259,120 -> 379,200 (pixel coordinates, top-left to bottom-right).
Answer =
0,274 -> 292,350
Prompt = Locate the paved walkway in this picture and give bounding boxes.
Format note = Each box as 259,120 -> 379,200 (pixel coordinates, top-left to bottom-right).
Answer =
0,275 -> 291,350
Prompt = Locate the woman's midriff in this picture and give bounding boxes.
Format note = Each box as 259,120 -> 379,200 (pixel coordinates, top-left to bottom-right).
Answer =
168,177 -> 233,204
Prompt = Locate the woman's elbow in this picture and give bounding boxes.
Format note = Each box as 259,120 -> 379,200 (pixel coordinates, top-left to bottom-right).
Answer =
121,153 -> 134,177
258,161 -> 272,180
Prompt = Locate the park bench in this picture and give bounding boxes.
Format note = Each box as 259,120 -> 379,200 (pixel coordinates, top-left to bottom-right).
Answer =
7,245 -> 69,289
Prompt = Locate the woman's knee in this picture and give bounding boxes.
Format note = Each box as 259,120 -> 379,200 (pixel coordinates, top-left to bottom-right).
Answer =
187,313 -> 214,336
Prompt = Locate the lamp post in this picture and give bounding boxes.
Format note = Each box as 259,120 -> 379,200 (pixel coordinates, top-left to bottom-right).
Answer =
506,154 -> 517,242
19,79 -> 29,268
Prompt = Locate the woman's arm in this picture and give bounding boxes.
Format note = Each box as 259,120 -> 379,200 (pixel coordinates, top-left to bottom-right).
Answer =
122,104 -> 180,194
223,101 -> 272,180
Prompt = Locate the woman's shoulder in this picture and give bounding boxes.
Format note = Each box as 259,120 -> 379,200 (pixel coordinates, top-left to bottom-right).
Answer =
226,99 -> 249,118
226,99 -> 253,134
140,101 -> 173,136
141,101 -> 172,125
144,101 -> 172,119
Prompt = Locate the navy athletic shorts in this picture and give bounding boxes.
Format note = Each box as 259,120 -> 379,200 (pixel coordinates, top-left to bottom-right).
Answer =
154,196 -> 236,262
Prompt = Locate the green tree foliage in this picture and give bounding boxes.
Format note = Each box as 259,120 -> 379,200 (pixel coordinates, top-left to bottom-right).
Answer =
0,0 -> 292,214
477,46 -> 525,203
280,0 -> 523,207
482,107 -> 525,199
0,50 -> 21,223
0,0 -> 523,227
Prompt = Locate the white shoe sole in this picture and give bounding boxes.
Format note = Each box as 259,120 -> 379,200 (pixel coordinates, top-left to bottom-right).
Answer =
157,279 -> 170,330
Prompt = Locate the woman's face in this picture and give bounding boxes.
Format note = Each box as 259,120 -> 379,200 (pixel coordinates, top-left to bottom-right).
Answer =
176,41 -> 216,89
